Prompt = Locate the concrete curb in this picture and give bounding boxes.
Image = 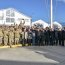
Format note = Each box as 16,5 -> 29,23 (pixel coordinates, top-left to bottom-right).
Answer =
0,44 -> 22,48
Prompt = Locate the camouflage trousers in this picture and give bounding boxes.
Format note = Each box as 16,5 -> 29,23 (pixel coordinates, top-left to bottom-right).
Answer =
9,38 -> 14,46
14,38 -> 19,45
0,37 -> 3,45
4,37 -> 8,46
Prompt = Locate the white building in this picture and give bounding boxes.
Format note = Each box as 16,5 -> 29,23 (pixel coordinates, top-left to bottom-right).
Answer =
32,19 -> 49,28
32,20 -> 62,29
53,21 -> 62,29
0,8 -> 32,26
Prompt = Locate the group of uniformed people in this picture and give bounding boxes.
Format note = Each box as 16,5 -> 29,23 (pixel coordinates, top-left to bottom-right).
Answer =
0,24 -> 65,47
0,25 -> 21,47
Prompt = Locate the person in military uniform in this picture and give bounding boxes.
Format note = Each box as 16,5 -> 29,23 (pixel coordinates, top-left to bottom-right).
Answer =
8,26 -> 14,47
14,27 -> 20,45
3,26 -> 8,46
18,26 -> 22,44
0,26 -> 3,46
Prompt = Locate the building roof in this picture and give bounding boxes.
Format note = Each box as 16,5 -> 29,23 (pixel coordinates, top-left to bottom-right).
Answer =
53,21 -> 62,29
0,8 -> 32,19
32,19 -> 49,28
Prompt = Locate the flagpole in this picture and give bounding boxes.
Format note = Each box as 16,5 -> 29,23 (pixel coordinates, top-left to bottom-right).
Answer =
51,0 -> 53,29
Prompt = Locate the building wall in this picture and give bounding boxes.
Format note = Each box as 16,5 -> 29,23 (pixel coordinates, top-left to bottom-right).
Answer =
0,8 -> 31,26
0,10 -> 4,25
14,10 -> 31,26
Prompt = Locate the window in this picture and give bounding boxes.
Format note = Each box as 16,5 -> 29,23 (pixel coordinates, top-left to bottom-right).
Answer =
11,10 -> 15,17
6,18 -> 10,22
11,12 -> 15,17
6,18 -> 15,22
6,10 -> 10,16
11,18 -> 15,22
6,10 -> 15,17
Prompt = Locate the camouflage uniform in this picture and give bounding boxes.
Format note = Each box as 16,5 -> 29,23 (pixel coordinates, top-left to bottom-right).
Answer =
18,28 -> 22,44
8,27 -> 14,47
14,28 -> 20,45
3,29 -> 8,46
0,28 -> 3,45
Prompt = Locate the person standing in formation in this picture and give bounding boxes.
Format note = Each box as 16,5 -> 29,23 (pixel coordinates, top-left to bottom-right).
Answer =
8,26 -> 14,47
0,26 -> 3,46
3,26 -> 8,46
28,29 -> 32,46
14,26 -> 20,45
24,28 -> 28,45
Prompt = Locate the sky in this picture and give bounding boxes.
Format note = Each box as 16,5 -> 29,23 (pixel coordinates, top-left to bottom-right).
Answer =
0,0 -> 65,24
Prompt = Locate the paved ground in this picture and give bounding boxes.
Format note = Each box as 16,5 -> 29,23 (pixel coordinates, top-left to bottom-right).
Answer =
25,46 -> 65,65
0,46 -> 65,65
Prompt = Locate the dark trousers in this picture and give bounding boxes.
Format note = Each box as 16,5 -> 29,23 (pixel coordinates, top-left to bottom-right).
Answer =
22,39 -> 25,46
62,39 -> 64,46
40,37 -> 45,46
54,39 -> 58,45
45,39 -> 49,45
45,37 -> 50,45
28,39 -> 32,45
32,37 -> 35,46
36,36 -> 40,46
59,38 -> 62,46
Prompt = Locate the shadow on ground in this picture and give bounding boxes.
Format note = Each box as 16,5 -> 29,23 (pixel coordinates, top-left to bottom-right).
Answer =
0,60 -> 58,65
